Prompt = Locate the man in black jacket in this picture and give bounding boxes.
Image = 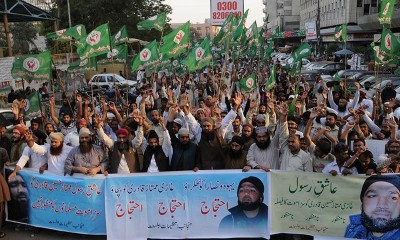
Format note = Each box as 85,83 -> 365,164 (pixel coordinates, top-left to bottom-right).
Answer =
170,128 -> 200,171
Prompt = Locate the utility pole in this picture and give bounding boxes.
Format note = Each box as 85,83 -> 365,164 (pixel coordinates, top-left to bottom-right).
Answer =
316,0 -> 321,57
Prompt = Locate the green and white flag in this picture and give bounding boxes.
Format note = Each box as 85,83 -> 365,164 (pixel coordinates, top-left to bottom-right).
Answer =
334,24 -> 347,42
380,27 -> 400,57
289,61 -> 301,77
184,37 -> 212,72
24,91 -> 42,121
68,58 -> 97,73
160,21 -> 190,59
377,0 -> 396,24
244,21 -> 260,47
288,85 -> 299,117
371,42 -> 398,65
11,51 -> 52,81
264,65 -> 276,91
213,14 -> 234,46
261,43 -> 273,60
131,40 -> 160,72
232,9 -> 248,42
137,12 -> 167,32
293,43 -> 312,62
239,73 -> 257,91
97,44 -> 128,64
46,24 -> 86,41
112,25 -> 128,46
77,23 -> 111,60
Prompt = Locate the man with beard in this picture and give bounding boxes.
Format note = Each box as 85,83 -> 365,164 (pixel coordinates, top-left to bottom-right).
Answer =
322,143 -> 358,175
345,175 -> 400,239
145,110 -> 164,145
64,128 -> 107,176
170,128 -> 200,171
50,96 -> 76,136
224,136 -> 250,170
381,81 -> 397,103
64,118 -> 88,147
222,109 -> 244,144
6,173 -> 28,223
279,130 -> 313,172
95,114 -> 142,173
24,131 -> 72,175
327,82 -> 360,118
219,176 -> 268,237
361,81 -> 375,100
246,103 -> 289,171
8,125 -> 27,167
44,122 -> 55,143
135,118 -> 172,172
8,130 -> 48,179
242,124 -> 255,151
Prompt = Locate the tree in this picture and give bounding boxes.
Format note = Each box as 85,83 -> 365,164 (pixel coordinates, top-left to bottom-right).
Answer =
0,22 -> 39,56
42,0 -> 172,42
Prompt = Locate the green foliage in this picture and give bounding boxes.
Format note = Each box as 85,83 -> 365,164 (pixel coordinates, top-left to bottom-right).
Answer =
43,0 -> 172,43
0,22 -> 39,56
326,44 -> 340,56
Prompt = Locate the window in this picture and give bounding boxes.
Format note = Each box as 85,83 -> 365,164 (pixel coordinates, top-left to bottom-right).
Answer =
371,0 -> 377,7
357,0 -> 362,7
107,76 -> 115,82
364,4 -> 370,14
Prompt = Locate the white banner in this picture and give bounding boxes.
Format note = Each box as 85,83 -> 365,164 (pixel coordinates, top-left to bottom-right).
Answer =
210,0 -> 244,26
305,21 -> 317,40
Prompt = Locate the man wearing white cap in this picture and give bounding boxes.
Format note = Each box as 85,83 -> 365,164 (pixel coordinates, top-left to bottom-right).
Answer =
22,131 -> 73,176
64,127 -> 107,176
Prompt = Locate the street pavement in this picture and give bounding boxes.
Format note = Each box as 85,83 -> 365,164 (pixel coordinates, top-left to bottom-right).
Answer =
2,223 -> 106,239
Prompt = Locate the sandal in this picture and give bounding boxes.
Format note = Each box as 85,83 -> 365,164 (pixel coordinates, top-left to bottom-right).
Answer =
0,232 -> 6,238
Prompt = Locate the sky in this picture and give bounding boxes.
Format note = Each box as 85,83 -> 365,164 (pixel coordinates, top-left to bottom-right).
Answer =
164,0 -> 265,27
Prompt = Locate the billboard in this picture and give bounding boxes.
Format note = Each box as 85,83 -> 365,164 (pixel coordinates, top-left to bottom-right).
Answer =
210,0 -> 244,26
305,21 -> 317,40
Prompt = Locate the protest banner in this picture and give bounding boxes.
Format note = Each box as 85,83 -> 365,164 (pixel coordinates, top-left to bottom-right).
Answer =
5,168 -> 106,235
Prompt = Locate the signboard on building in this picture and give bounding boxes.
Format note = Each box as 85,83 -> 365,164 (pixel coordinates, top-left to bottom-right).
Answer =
210,0 -> 244,26
305,21 -> 317,40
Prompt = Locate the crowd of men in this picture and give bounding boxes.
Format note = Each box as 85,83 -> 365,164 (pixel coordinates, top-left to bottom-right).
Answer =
3,64 -> 399,176
1,59 -> 400,238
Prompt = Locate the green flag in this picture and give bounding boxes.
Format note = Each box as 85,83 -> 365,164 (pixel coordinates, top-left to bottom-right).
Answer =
160,21 -> 190,59
112,26 -> 128,46
264,65 -> 276,91
380,27 -> 400,57
288,85 -> 299,117
137,12 -> 167,32
97,44 -> 128,64
46,24 -> 86,41
288,62 -> 301,77
334,24 -> 347,42
184,37 -> 212,72
239,73 -> 257,91
77,23 -> 111,60
261,44 -> 273,60
241,21 -> 260,47
68,58 -> 97,73
394,67 -> 400,76
11,51 -> 52,81
232,9 -> 249,42
377,0 -> 396,24
24,91 -> 42,121
131,40 -> 160,72
213,14 -> 233,46
293,43 -> 312,62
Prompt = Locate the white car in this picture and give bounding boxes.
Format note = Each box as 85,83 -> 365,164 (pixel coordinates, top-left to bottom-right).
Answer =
88,74 -> 137,89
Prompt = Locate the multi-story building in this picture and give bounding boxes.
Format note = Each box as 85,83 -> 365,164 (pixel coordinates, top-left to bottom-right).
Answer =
263,0 -> 301,32
264,0 -> 400,55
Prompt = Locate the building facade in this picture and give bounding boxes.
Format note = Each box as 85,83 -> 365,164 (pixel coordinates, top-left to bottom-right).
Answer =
263,0 -> 301,32
170,19 -> 218,40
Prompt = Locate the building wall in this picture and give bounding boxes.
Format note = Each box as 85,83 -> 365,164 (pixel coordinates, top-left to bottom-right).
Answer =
264,0 -> 300,31
170,20 -> 217,39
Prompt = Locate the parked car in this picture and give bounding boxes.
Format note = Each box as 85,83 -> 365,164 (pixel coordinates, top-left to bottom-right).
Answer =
88,74 -> 137,89
0,109 -> 14,130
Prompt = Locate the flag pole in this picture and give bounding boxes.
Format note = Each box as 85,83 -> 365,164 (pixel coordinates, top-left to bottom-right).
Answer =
51,60 -> 74,116
153,28 -> 165,86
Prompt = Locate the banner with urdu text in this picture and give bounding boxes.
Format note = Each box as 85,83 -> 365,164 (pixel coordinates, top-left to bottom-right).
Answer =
5,168 -> 106,235
270,171 -> 366,236
105,171 -> 269,240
